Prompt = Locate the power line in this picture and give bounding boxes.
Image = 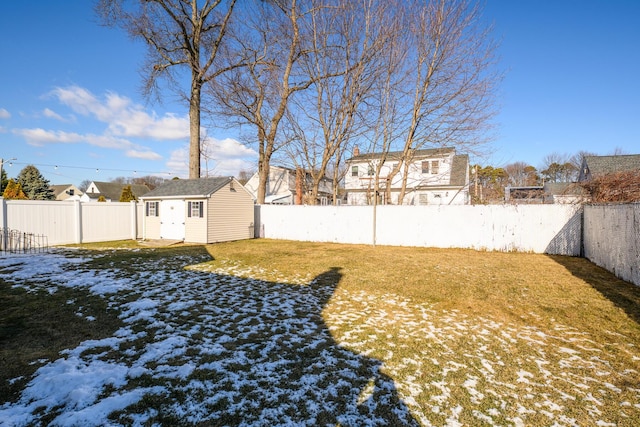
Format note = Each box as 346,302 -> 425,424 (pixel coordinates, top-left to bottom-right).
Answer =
6,161 -> 179,177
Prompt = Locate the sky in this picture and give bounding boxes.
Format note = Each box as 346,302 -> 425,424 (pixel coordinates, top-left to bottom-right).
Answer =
0,1 -> 639,187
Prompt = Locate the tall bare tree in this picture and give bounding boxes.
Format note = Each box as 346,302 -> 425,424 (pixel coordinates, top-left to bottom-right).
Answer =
96,0 -> 238,179
284,0 -> 391,205
384,0 -> 499,204
208,0 -> 320,204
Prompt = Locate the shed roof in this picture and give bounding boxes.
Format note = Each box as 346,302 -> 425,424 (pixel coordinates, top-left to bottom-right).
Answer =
583,154 -> 640,177
142,177 -> 233,198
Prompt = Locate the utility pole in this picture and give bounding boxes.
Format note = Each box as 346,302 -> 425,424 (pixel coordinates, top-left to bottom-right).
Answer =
0,158 -> 16,194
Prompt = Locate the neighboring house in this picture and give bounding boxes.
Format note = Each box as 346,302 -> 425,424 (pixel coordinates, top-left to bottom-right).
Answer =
140,177 -> 254,243
505,183 -> 584,204
578,154 -> 640,181
344,147 -> 470,205
50,184 -> 83,201
244,166 -> 334,205
80,181 -> 150,202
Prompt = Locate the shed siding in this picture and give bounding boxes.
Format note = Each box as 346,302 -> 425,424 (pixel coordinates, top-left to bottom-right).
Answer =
145,215 -> 161,239
208,182 -> 254,242
185,198 -> 208,243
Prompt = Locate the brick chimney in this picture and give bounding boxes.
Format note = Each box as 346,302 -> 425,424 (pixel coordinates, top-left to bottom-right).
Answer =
353,145 -> 360,156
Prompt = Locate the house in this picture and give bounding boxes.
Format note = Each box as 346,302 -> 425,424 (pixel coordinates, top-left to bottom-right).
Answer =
504,183 -> 584,204
80,181 -> 151,202
140,177 -> 254,243
50,184 -> 83,201
244,166 -> 334,205
344,147 -> 470,205
578,154 -> 640,181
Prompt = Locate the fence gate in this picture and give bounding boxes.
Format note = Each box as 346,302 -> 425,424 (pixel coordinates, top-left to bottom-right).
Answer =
0,228 -> 49,254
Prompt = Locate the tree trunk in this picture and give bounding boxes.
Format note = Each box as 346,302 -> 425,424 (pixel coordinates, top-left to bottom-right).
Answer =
189,79 -> 202,179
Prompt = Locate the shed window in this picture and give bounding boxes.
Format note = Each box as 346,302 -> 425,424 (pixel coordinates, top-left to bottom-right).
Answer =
145,201 -> 159,217
187,201 -> 204,218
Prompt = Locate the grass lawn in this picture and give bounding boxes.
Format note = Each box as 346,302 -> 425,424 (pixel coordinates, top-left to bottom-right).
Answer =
1,239 -> 639,426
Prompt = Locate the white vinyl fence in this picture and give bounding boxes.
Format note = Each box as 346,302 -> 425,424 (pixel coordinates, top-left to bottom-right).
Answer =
584,203 -> 640,286
255,204 -> 584,256
0,199 -> 142,246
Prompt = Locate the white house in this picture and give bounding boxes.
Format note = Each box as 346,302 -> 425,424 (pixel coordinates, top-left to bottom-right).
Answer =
344,147 -> 470,205
244,166 -> 334,205
140,177 -> 254,243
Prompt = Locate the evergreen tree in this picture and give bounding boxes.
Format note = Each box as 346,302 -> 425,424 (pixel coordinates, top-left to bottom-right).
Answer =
119,185 -> 137,202
2,178 -> 28,199
0,169 -> 7,193
16,165 -> 55,200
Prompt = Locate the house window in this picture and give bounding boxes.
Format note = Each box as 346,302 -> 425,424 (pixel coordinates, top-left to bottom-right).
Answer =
431,160 -> 439,174
367,165 -> 374,176
351,166 -> 358,177
421,161 -> 430,174
187,201 -> 204,218
145,201 -> 159,217
419,194 -> 429,205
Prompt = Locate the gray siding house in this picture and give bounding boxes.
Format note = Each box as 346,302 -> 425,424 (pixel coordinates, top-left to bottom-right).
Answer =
140,177 -> 254,243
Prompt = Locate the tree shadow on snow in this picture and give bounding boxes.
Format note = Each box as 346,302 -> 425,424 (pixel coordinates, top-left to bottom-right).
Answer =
150,266 -> 421,426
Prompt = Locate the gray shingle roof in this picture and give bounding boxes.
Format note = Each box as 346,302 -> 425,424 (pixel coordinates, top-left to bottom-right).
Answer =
582,154 -> 640,179
86,181 -> 150,200
347,147 -> 455,162
142,177 -> 233,198
449,154 -> 469,186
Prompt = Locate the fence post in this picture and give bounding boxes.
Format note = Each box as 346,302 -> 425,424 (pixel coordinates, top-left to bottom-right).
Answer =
0,197 -> 6,231
131,200 -> 138,240
74,200 -> 82,244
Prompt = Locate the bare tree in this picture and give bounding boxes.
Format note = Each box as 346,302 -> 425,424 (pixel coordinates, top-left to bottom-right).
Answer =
96,0 -> 239,179
284,1 -> 390,205
208,0 -> 321,204
504,162 -> 539,187
385,0 -> 499,204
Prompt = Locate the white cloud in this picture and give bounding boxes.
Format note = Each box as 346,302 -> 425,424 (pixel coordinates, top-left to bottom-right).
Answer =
50,86 -> 189,140
42,108 -> 75,123
126,149 -> 163,161
0,108 -> 10,119
203,137 -> 257,161
168,138 -> 257,178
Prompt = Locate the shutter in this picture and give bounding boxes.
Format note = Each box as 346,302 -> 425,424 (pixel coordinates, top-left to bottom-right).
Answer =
187,201 -> 192,217
155,202 -> 159,217
145,202 -> 149,216
199,201 -> 204,218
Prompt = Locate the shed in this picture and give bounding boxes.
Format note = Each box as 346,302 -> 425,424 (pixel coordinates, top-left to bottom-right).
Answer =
140,177 -> 254,243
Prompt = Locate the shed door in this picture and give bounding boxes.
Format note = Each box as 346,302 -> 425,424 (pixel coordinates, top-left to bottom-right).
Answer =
160,200 -> 185,240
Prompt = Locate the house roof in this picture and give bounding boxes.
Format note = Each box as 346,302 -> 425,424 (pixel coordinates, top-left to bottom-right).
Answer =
141,177 -> 234,198
347,147 -> 455,162
583,154 -> 640,177
449,155 -> 469,186
50,184 -> 82,197
86,181 -> 150,200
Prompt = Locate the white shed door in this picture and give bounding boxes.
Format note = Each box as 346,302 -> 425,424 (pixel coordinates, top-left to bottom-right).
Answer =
160,200 -> 185,240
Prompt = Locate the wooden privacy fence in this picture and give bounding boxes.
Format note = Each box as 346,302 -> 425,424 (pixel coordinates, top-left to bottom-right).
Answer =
0,199 -> 143,246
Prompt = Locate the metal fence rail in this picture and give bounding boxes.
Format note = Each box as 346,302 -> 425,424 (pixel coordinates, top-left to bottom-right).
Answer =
0,228 -> 49,254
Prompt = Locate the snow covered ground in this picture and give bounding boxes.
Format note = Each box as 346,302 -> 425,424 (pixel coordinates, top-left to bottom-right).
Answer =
1,249 -> 639,426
